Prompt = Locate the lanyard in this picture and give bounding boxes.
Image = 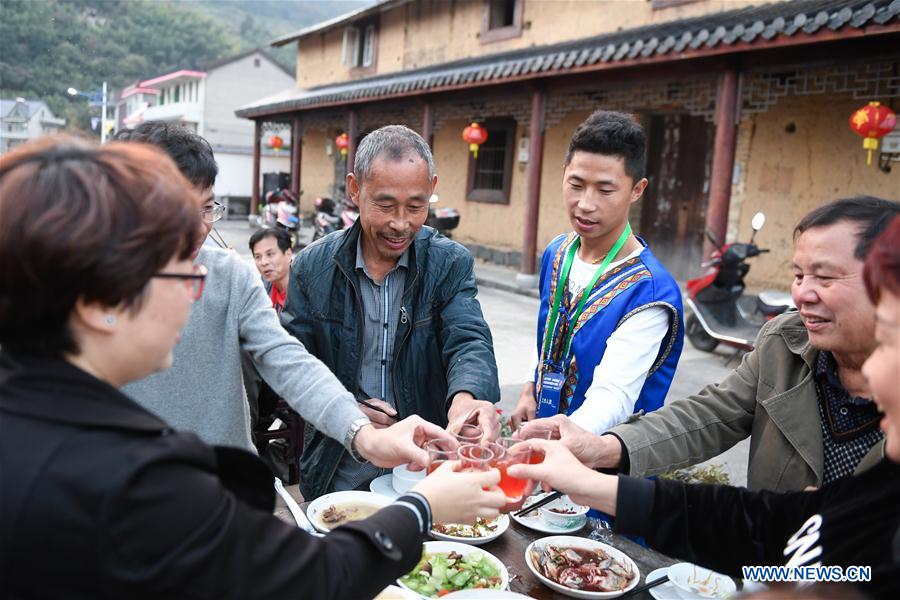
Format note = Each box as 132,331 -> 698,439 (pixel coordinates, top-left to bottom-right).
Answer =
542,223 -> 633,362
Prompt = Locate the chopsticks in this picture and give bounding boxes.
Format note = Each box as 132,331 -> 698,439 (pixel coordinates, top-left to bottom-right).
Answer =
513,491 -> 563,517
620,575 -> 669,597
358,399 -> 400,422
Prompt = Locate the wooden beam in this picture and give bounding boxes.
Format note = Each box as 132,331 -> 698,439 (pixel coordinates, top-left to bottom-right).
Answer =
251,120 -> 261,215
290,116 -> 302,198
346,109 -> 358,176
521,87 -> 546,276
704,67 -> 739,257
422,100 -> 433,148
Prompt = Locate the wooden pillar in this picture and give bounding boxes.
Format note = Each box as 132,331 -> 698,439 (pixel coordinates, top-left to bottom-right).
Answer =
346,109 -> 358,176
251,120 -> 261,215
521,87 -> 546,276
290,116 -> 302,198
704,68 -> 739,256
422,101 -> 433,148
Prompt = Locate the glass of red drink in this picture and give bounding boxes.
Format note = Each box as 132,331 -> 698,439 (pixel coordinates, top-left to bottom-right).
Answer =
425,439 -> 457,475
489,438 -> 532,506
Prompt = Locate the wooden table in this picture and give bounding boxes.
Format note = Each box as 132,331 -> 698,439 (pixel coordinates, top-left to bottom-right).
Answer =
299,501 -> 677,599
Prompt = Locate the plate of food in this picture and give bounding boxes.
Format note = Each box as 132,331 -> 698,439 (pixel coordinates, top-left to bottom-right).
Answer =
511,492 -> 587,534
373,585 -> 419,599
525,535 -> 640,598
398,541 -> 509,598
305,490 -> 392,533
666,563 -> 736,599
430,515 -> 509,545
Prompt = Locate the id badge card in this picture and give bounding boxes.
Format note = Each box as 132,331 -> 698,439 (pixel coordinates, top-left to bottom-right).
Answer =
537,371 -> 564,418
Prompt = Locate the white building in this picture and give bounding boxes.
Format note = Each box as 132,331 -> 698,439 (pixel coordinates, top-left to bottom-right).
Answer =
114,50 -> 295,211
0,98 -> 66,154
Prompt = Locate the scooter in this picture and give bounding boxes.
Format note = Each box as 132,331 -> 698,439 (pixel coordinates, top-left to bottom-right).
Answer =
685,212 -> 795,353
425,194 -> 460,238
311,196 -> 359,242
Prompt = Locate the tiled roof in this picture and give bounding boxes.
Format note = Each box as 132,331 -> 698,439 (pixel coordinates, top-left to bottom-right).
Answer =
237,0 -> 900,118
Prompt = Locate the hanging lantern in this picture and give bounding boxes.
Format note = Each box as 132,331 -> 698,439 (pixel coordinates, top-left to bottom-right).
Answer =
849,101 -> 897,166
462,122 -> 488,159
267,134 -> 284,153
335,133 -> 349,159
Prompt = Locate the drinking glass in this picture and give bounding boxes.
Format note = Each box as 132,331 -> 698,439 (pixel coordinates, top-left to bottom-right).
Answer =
424,439 -> 457,475
489,438 -> 532,504
458,444 -> 494,472
455,423 -> 483,446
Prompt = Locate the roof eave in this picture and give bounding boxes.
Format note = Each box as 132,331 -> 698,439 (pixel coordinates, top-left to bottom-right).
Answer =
238,23 -> 900,120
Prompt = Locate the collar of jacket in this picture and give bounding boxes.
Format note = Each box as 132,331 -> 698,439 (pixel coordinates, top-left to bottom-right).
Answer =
778,315 -> 818,367
0,351 -> 168,433
333,219 -> 422,296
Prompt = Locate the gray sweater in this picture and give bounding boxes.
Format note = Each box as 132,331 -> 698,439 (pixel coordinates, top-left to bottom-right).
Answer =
123,246 -> 364,451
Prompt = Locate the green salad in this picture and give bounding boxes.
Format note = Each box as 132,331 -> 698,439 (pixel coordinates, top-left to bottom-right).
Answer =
399,550 -> 503,597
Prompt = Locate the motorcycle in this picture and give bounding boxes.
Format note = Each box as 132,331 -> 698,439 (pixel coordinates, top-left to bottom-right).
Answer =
425,194 -> 460,238
261,188 -> 301,249
311,196 -> 359,242
684,212 -> 795,353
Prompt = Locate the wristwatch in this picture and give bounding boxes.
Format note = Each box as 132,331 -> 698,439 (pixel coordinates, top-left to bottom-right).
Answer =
345,417 -> 371,462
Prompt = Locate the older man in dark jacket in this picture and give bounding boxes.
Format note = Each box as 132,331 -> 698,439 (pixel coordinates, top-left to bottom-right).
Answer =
285,125 -> 500,499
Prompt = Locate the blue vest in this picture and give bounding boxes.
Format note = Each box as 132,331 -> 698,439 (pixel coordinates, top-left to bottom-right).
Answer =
533,233 -> 684,417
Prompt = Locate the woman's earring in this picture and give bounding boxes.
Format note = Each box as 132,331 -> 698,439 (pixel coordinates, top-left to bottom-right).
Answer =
104,315 -> 117,326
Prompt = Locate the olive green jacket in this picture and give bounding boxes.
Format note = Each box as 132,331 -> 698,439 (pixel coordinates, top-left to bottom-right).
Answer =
610,312 -> 884,492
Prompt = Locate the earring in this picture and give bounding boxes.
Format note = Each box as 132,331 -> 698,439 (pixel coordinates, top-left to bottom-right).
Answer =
104,315 -> 117,326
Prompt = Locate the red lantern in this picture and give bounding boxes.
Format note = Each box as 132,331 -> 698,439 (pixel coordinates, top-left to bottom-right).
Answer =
335,133 -> 349,159
849,101 -> 897,166
267,135 -> 284,152
462,122 -> 488,159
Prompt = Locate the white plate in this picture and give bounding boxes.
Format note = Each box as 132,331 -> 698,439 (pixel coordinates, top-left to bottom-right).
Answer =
370,473 -> 400,499
398,540 -> 509,599
511,492 -> 586,534
667,563 -> 736,599
646,567 -> 681,600
306,490 -> 392,532
430,515 -> 510,546
443,591 -> 532,599
373,584 -> 419,599
525,535 -> 640,599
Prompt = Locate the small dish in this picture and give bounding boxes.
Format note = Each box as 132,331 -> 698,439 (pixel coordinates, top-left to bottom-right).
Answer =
430,514 -> 510,546
392,463 -> 426,494
510,492 -> 587,534
369,473 -> 399,499
538,495 -> 589,529
667,563 -> 736,599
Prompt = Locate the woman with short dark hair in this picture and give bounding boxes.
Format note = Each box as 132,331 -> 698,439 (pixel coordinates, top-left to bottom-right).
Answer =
0,136 -> 505,599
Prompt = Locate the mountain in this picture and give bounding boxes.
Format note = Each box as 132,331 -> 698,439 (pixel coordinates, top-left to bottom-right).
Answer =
0,0 -> 370,132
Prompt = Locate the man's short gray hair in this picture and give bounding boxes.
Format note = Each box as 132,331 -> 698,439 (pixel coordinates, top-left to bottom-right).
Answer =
353,125 -> 435,184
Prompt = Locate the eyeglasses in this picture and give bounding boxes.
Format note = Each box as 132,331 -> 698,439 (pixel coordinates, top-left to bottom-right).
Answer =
153,264 -> 207,300
200,202 -> 226,223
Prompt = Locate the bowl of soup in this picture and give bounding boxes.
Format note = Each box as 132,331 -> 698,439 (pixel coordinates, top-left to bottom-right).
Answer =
306,491 -> 392,532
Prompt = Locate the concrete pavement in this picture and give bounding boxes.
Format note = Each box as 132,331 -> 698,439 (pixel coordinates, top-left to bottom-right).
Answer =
216,219 -> 749,487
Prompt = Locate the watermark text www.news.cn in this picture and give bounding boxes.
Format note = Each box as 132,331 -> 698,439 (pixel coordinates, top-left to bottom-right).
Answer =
742,565 -> 872,583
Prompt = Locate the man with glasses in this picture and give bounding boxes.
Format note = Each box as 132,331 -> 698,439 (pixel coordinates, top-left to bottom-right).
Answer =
116,122 -> 454,475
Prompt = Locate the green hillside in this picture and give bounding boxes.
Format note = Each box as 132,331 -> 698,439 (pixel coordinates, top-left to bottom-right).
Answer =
0,0 -> 369,132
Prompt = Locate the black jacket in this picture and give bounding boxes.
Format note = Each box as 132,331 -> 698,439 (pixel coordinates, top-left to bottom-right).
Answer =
616,458 -> 900,598
286,222 -> 500,499
0,352 -> 424,599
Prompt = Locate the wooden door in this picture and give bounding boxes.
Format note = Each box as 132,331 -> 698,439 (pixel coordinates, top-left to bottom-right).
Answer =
639,114 -> 714,281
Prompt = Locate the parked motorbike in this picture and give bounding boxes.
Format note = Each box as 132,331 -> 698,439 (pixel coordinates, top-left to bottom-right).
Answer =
425,194 -> 460,238
685,212 -> 795,353
311,196 -> 359,242
261,188 -> 301,249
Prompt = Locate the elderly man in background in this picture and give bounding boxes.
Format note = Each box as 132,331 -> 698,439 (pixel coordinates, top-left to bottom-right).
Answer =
286,125 -> 500,498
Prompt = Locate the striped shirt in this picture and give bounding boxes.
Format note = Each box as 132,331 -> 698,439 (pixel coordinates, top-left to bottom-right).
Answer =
330,239 -> 409,492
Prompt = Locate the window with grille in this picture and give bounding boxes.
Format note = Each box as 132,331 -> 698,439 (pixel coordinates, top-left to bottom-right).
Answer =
466,119 -> 516,204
